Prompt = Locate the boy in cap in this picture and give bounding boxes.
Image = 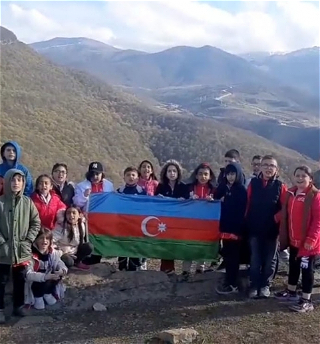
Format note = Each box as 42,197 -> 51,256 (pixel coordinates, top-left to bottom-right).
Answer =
73,162 -> 114,211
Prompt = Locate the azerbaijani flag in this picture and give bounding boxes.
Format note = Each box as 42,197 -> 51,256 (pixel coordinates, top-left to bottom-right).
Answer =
88,193 -> 221,260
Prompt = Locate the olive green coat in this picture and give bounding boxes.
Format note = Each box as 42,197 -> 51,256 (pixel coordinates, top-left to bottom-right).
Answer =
0,169 -> 40,265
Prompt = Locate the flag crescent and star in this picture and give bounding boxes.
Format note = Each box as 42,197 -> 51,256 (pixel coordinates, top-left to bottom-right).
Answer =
88,192 -> 221,260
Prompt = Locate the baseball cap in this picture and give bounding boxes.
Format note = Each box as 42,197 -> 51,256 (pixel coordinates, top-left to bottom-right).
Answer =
88,162 -> 103,173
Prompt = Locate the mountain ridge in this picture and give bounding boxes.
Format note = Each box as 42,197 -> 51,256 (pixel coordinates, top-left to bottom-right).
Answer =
1,27 -> 318,184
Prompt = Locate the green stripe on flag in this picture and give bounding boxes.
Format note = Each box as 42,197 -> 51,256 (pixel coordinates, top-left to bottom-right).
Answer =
89,235 -> 219,260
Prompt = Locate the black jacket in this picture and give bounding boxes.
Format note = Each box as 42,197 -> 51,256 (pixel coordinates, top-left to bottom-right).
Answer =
215,163 -> 247,236
155,182 -> 189,199
53,181 -> 75,207
117,184 -> 146,195
246,176 -> 283,239
217,167 -> 246,186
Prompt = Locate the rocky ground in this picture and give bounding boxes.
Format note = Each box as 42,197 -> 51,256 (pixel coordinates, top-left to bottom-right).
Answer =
1,259 -> 320,344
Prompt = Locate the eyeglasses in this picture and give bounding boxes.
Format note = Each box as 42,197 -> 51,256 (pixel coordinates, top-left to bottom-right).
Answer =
252,163 -> 261,167
53,170 -> 67,175
261,164 -> 277,169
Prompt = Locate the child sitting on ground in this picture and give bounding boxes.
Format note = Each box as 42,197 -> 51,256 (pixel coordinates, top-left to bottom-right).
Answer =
53,206 -> 93,271
25,228 -> 68,310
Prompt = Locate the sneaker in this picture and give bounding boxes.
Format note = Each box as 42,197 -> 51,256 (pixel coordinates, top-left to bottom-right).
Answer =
34,297 -> 45,310
249,289 -> 259,299
12,306 -> 28,317
181,271 -> 190,281
165,269 -> 175,275
289,298 -> 314,313
274,289 -> 299,302
140,261 -> 147,271
260,286 -> 271,298
216,284 -> 238,295
44,294 -> 57,306
0,310 -> 5,324
75,262 -> 90,271
217,260 -> 226,272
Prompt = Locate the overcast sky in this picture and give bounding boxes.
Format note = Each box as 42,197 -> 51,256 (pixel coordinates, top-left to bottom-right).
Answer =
1,0 -> 319,54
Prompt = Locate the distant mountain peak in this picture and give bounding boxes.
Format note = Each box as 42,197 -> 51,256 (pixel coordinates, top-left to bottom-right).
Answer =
31,36 -> 119,52
0,26 -> 18,44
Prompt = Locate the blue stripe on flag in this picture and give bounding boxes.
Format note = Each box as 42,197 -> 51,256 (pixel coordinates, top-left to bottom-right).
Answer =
88,193 -> 220,220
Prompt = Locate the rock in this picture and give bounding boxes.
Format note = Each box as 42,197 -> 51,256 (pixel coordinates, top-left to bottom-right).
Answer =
154,328 -> 199,344
14,315 -> 54,327
92,302 -> 107,311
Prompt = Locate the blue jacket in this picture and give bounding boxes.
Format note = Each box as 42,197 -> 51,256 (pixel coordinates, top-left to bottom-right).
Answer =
0,141 -> 33,196
215,163 -> 247,236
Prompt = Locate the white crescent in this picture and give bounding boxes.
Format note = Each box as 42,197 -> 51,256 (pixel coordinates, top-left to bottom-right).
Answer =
141,216 -> 160,237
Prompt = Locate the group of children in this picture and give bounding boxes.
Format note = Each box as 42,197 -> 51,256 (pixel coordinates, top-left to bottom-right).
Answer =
0,140 -> 320,325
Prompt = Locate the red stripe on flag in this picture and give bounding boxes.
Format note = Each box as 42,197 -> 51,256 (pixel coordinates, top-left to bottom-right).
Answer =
88,213 -> 220,242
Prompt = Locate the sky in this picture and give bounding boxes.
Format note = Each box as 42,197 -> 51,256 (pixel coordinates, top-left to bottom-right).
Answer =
1,0 -> 319,54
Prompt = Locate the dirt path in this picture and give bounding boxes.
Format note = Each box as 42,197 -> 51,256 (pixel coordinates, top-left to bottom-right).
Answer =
1,293 -> 320,344
1,261 -> 320,344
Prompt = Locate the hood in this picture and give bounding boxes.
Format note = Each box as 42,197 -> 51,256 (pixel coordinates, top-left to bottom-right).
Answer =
3,169 -> 25,197
1,141 -> 21,165
224,163 -> 243,184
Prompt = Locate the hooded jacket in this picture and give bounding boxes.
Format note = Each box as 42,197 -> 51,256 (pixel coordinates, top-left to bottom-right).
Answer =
0,141 -> 33,196
215,163 -> 247,236
0,169 -> 41,265
218,167 -> 246,186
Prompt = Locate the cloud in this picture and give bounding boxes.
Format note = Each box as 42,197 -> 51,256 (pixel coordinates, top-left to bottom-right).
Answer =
1,0 -> 319,53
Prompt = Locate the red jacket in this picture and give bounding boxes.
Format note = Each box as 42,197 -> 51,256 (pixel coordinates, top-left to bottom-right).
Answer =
31,192 -> 66,230
138,178 -> 159,196
286,185 -> 320,257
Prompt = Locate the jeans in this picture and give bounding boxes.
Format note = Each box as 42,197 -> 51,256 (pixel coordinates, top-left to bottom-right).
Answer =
118,257 -> 141,271
249,237 -> 278,289
32,280 -> 58,298
61,243 -> 93,268
223,239 -> 241,287
0,264 -> 26,309
160,260 -> 175,272
288,246 -> 315,294
182,261 -> 205,272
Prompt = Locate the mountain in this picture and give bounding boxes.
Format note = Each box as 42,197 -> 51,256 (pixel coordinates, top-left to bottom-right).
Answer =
31,39 -> 274,88
1,27 -> 317,184
245,47 -> 320,97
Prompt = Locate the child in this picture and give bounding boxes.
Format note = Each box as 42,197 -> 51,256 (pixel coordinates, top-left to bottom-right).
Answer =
245,155 -> 262,188
217,149 -> 245,186
25,228 -> 68,310
276,166 -> 320,313
117,167 -> 146,271
73,162 -> 114,211
0,169 -> 40,324
51,163 -> 75,207
0,141 -> 33,196
137,160 -> 159,196
182,163 -> 216,276
31,175 -> 66,230
155,160 -> 189,274
246,155 -> 287,298
214,163 -> 247,294
53,206 -> 93,270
